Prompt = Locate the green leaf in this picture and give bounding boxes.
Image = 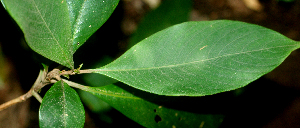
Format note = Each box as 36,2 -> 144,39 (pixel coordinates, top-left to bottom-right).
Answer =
128,0 -> 192,47
1,0 -> 119,68
80,83 -> 224,128
78,90 -> 111,113
2,0 -> 73,68
66,0 -> 119,52
94,20 -> 300,96
39,80 -> 85,128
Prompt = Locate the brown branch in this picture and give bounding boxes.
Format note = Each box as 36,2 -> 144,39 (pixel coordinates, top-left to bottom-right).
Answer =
0,81 -> 52,111
0,91 -> 30,111
0,66 -> 94,111
0,67 -> 50,111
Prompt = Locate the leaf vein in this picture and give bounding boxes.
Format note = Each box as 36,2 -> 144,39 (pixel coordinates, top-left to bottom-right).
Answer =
96,43 -> 297,72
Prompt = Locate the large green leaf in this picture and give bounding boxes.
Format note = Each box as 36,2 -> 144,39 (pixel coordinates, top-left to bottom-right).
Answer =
74,82 -> 224,128
94,20 -> 300,96
39,80 -> 85,128
1,0 -> 119,68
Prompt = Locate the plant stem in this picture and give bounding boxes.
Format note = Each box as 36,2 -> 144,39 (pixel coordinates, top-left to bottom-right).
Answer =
79,69 -> 94,74
32,91 -> 43,103
62,79 -> 88,91
59,69 -> 94,76
0,91 -> 30,111
0,66 -> 49,111
0,67 -> 94,111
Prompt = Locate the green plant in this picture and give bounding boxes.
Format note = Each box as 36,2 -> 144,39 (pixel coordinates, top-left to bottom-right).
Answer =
0,0 -> 299,127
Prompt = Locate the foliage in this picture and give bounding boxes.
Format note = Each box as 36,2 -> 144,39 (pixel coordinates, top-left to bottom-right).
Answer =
39,80 -> 85,128
1,0 -> 300,127
94,20 -> 299,96
1,0 -> 119,69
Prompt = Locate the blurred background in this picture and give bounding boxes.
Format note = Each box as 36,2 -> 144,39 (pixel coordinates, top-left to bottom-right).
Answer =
1,0 -> 300,127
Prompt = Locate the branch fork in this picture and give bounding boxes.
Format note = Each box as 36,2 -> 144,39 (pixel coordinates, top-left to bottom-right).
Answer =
0,64 -> 92,111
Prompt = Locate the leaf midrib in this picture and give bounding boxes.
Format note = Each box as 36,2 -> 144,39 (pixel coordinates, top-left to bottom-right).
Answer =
95,43 -> 298,72
61,81 -> 67,128
32,0 -> 72,67
84,87 -> 140,100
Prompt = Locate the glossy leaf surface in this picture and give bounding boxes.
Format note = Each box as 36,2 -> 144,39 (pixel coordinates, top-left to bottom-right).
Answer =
95,20 -> 300,96
78,83 -> 224,128
39,80 -> 85,128
1,0 -> 119,68
66,0 -> 119,52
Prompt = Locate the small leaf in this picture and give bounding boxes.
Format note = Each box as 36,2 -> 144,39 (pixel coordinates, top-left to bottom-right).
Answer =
81,83 -> 224,128
39,80 -> 85,128
94,20 -> 300,96
2,0 -> 119,68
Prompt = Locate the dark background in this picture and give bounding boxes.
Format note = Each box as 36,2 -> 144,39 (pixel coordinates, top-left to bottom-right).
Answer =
1,0 -> 300,127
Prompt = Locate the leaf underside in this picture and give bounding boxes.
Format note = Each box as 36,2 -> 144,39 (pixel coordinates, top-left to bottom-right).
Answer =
2,0 -> 119,68
83,83 -> 224,128
39,80 -> 85,128
95,20 -> 300,96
